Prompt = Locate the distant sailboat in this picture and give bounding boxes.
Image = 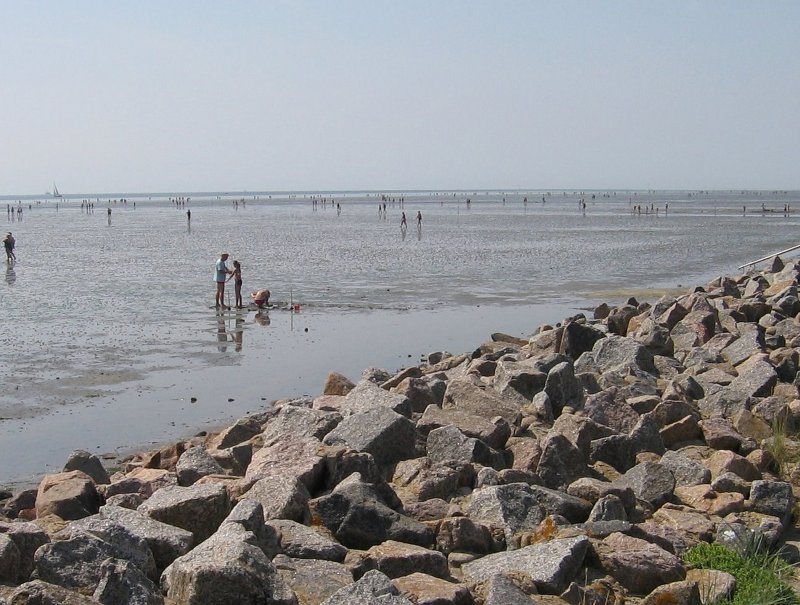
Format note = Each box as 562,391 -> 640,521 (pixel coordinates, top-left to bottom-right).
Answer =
53,183 -> 63,198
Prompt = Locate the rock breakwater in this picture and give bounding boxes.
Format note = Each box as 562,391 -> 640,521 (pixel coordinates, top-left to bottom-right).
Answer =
3,258 -> 800,603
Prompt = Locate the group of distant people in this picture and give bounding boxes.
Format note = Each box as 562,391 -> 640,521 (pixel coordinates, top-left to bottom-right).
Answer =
214,253 -> 270,310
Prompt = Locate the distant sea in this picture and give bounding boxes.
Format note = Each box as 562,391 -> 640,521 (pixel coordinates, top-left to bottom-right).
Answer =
1,189 -> 798,486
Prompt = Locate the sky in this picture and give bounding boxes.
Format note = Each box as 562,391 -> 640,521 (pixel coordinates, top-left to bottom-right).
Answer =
1,1 -> 798,194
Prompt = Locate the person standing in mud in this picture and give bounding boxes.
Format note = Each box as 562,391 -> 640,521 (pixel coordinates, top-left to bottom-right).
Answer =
214,253 -> 233,309
3,233 -> 15,262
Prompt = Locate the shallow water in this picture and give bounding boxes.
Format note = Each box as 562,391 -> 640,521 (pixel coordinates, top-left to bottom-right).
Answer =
1,189 -> 798,485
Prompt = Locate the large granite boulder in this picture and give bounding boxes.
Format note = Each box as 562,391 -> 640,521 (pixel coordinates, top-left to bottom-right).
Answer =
161,523 -> 295,605
244,435 -> 326,493
320,569 -> 412,605
99,505 -> 194,572
35,471 -> 102,521
310,474 -> 434,549
592,532 -> 685,595
63,450 -> 111,485
0,521 -> 50,583
92,558 -> 164,605
323,406 -> 417,467
466,483 -> 545,544
543,361 -> 585,417
175,446 -> 226,486
240,474 -> 310,522
426,425 -> 505,470
461,535 -> 589,594
442,378 -> 522,425
137,483 -> 231,544
417,405 -> 511,450
266,519 -> 347,562
354,540 -> 449,580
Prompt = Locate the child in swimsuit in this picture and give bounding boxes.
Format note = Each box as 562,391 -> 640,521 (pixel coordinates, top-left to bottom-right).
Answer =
229,260 -> 243,308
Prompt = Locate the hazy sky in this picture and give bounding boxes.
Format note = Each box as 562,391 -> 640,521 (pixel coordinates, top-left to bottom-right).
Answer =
1,1 -> 798,194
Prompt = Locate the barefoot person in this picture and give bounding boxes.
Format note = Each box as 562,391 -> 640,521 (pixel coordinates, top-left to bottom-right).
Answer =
228,260 -> 243,308
251,288 -> 271,308
3,233 -> 15,262
214,253 -> 232,309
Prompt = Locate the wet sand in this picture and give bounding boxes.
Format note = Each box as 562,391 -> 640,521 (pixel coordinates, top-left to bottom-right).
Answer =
0,302 -> 582,489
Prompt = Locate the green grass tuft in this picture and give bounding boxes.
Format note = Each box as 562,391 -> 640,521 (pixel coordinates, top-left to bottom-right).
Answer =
685,542 -> 799,605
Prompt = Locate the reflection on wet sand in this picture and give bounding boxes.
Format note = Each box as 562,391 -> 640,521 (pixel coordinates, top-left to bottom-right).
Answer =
254,311 -> 270,326
5,261 -> 16,285
216,313 -> 228,352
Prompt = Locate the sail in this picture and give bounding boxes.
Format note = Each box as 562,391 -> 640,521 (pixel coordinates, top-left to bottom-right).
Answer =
53,183 -> 62,198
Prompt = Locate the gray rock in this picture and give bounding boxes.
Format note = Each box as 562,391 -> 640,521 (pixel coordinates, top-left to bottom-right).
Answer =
310,474 -> 434,549
426,425 -> 505,470
582,387 -> 640,433
607,305 -> 639,336
698,386 -> 751,420
442,378 -> 522,425
92,558 -> 164,605
559,320 -> 606,360
137,483 -> 231,544
161,523 -> 295,605
61,516 -> 157,580
0,521 -> 49,583
588,494 -> 628,523
341,379 -> 412,417
244,435 -> 326,493
551,413 -> 616,457
354,540 -> 449,580
323,406 -> 417,467
32,533 -> 126,593
461,535 -> 589,594
660,450 -> 711,488
320,569 -> 412,605
748,480 -> 795,526
466,483 -> 545,543
0,533 -> 20,583
589,435 -> 636,472
589,335 -> 657,375
435,516 -> 496,555
273,555 -> 352,605
711,472 -> 751,496
728,354 -> 777,398
613,462 -> 675,509
544,361 -> 585,417
175,446 -> 226,486
99,505 -> 193,572
566,477 -> 636,513
209,417 -> 262,449
525,484 -> 592,523
223,499 -> 281,559
632,319 -> 675,357
629,412 -> 666,455
267,519 -> 347,562
721,324 -> 765,366
393,377 -> 443,413
493,361 -> 547,403
261,405 -> 342,442
536,434 -> 590,490
64,450 -> 111,485
699,418 -> 744,450
392,458 -> 462,505
593,532 -> 685,595
5,580 -> 103,604
478,572 -> 538,605
417,405 -> 511,450
241,474 -> 310,522
35,471 -> 102,521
